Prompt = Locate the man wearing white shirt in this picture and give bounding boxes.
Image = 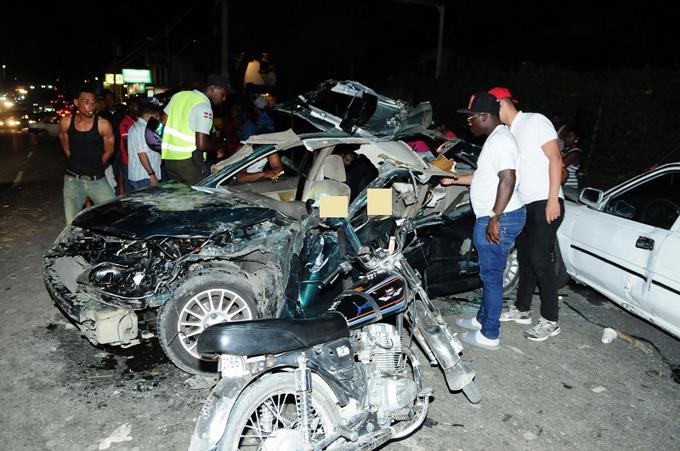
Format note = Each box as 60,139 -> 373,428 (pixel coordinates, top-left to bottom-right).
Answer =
127,102 -> 163,191
441,92 -> 525,350
490,87 -> 565,342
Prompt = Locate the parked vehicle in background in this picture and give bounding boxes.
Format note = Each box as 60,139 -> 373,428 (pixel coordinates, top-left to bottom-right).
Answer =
557,163 -> 680,339
28,113 -> 60,137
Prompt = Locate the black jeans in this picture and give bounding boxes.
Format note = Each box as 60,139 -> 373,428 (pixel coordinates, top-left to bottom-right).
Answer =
515,199 -> 564,322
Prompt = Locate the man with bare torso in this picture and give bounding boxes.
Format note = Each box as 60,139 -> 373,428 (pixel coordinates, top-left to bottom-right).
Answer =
58,86 -> 116,224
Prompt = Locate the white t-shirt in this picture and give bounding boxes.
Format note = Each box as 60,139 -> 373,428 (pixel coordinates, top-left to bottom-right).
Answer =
510,111 -> 563,204
127,118 -> 162,182
469,124 -> 523,217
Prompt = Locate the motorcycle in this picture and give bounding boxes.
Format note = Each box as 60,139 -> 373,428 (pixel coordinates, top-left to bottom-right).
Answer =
189,211 -> 480,451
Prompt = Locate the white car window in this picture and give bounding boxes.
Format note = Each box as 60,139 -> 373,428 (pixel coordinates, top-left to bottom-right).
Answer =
604,171 -> 680,230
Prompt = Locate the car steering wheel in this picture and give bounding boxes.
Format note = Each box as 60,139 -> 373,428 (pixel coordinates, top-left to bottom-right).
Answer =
640,198 -> 680,229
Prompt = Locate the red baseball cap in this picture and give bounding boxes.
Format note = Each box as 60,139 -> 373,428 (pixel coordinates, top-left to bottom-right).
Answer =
488,87 -> 519,104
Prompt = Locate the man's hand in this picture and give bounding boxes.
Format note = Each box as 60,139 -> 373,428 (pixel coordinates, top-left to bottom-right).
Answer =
546,198 -> 562,223
486,216 -> 501,244
440,177 -> 458,186
149,174 -> 159,186
264,169 -> 284,182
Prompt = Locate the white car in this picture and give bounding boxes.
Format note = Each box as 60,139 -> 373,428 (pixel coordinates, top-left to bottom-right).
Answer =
28,114 -> 60,137
557,163 -> 680,338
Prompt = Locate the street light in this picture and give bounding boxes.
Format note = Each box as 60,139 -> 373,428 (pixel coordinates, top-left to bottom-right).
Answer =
1,65 -> 6,94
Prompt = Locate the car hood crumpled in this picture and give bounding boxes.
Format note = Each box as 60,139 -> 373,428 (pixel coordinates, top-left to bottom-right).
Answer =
72,182 -> 280,240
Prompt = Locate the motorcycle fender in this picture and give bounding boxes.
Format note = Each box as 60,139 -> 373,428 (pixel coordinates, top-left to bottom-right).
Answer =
443,360 -> 476,392
189,373 -> 254,451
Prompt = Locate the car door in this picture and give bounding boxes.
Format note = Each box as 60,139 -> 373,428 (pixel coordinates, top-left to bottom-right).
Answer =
568,170 -> 679,317
643,206 -> 680,338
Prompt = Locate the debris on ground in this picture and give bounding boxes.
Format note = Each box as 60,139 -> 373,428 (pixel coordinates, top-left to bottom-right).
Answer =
185,374 -> 219,390
98,423 -> 132,450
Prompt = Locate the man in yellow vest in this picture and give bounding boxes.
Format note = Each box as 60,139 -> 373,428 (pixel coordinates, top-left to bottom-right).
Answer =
161,74 -> 229,185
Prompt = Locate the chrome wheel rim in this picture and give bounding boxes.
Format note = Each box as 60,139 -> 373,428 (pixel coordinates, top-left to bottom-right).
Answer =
503,248 -> 519,289
177,288 -> 253,359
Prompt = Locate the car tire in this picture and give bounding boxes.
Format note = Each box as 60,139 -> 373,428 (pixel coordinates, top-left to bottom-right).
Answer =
157,269 -> 257,375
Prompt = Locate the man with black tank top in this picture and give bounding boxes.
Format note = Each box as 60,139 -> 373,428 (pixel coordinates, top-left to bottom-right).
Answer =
58,85 -> 116,224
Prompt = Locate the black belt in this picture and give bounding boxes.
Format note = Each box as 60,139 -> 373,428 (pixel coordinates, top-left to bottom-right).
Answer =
65,171 -> 104,181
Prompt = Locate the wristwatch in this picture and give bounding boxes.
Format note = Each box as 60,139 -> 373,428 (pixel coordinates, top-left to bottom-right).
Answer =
148,171 -> 156,177
489,210 -> 499,219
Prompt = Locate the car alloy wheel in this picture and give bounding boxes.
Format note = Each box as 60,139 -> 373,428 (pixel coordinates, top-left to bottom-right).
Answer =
177,288 -> 253,359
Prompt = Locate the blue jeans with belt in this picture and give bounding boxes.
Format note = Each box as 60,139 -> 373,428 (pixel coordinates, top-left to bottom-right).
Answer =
473,206 -> 526,339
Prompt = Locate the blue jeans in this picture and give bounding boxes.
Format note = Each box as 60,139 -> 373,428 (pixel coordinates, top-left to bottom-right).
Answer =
473,207 -> 526,339
128,178 -> 152,192
63,175 -> 116,225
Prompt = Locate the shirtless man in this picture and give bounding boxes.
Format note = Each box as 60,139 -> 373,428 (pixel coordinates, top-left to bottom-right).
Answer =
59,85 -> 115,224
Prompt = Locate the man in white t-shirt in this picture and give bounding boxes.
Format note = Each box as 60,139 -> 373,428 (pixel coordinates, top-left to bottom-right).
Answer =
441,92 -> 526,350
127,101 -> 162,191
490,87 -> 565,342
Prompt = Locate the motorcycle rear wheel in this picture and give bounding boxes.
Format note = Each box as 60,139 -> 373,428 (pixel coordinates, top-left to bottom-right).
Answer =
218,372 -> 341,451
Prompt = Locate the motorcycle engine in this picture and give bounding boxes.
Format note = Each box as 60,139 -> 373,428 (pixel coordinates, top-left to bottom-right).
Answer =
355,323 -> 418,421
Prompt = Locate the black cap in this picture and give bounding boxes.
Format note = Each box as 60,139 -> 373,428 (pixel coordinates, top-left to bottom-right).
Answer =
206,73 -> 231,91
456,92 -> 500,115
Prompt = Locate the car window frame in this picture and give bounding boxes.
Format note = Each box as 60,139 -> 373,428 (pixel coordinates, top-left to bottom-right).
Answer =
602,169 -> 680,230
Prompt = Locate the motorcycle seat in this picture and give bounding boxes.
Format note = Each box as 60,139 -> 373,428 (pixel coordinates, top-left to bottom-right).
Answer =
197,312 -> 349,356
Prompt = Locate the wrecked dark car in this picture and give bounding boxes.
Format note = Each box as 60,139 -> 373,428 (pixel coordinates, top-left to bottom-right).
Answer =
43,80 -> 514,375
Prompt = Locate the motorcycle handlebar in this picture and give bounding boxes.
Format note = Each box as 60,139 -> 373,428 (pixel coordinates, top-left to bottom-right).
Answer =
317,260 -> 353,290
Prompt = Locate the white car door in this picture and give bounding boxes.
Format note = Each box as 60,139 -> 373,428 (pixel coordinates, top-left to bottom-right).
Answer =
645,216 -> 680,338
569,169 -> 680,320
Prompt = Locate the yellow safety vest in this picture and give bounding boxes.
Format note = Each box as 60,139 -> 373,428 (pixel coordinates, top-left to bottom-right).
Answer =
161,91 -> 210,160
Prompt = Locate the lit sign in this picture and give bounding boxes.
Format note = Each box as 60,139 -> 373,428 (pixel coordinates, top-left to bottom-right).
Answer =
105,73 -> 115,84
122,69 -> 152,84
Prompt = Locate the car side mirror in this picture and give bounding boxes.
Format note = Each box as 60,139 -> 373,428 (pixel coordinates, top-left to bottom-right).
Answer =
579,187 -> 603,208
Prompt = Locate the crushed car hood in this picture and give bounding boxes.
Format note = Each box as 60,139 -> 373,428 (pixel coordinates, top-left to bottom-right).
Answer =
72,182 -> 279,240
276,80 -> 433,139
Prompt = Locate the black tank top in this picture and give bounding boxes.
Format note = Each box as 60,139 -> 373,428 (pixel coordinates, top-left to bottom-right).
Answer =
67,114 -> 105,177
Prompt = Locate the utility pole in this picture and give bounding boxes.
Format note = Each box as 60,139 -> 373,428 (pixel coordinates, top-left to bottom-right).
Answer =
395,0 -> 446,79
220,0 -> 229,79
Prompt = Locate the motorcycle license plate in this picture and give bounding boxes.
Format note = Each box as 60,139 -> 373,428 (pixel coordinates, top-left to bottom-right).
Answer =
220,354 -> 247,377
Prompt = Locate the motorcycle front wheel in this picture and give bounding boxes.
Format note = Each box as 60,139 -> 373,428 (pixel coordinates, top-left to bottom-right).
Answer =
219,372 -> 342,451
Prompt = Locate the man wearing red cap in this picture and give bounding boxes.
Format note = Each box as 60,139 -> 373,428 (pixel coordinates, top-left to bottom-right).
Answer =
489,87 -> 564,342
441,92 -> 525,350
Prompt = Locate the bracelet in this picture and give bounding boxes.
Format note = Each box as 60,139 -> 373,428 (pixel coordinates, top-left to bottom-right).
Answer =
148,171 -> 156,176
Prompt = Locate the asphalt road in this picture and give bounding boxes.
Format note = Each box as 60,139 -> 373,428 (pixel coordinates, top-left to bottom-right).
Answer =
0,130 -> 678,451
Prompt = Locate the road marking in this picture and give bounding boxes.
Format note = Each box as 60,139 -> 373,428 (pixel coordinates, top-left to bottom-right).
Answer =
27,151 -> 34,159
13,170 -> 24,187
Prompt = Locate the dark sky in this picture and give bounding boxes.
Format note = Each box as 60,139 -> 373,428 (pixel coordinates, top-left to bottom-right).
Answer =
2,1 -> 680,91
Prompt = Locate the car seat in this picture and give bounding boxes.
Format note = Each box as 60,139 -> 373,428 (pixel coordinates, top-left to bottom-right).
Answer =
302,154 -> 351,202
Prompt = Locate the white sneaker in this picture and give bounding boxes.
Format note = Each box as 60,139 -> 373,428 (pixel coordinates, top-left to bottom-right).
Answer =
456,317 -> 482,331
460,330 -> 500,350
524,318 -> 561,341
499,305 -> 532,324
